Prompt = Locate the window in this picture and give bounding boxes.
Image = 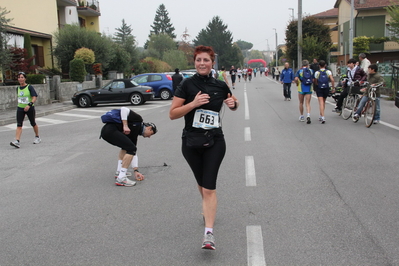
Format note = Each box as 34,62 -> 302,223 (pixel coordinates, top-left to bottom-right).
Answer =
151,75 -> 162,82
134,76 -> 148,83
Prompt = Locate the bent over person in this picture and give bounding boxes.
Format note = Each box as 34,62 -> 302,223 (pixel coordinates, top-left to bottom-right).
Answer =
10,72 -> 41,148
169,45 -> 239,250
100,107 -> 157,187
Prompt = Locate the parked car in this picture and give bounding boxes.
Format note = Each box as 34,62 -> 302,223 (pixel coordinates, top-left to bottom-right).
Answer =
71,79 -> 154,108
131,73 -> 173,100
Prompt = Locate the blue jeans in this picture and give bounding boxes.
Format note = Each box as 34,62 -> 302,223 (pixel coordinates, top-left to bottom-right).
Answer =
283,83 -> 291,99
355,96 -> 380,121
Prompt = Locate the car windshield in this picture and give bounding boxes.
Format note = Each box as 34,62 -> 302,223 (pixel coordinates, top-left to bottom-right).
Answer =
130,80 -> 139,86
102,81 -> 112,90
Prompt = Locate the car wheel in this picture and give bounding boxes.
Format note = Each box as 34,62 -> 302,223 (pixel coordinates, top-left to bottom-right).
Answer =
160,89 -> 171,100
130,92 -> 143,105
78,95 -> 91,108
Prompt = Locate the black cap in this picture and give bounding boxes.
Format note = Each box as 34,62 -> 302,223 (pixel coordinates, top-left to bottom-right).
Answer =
144,122 -> 157,134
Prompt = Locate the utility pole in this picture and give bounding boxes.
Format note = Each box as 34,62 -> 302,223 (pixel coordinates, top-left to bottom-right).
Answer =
289,8 -> 294,20
273,29 -> 278,67
297,0 -> 302,70
349,0 -> 354,58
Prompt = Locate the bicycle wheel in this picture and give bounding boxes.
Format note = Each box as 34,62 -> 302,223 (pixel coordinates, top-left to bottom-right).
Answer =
342,95 -> 355,120
364,99 -> 375,127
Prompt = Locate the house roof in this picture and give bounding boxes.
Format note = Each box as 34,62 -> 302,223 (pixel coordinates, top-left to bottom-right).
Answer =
334,0 -> 395,10
6,26 -> 52,39
313,8 -> 339,18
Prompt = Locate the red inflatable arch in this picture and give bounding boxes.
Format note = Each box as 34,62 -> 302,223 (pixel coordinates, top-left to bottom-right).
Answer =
247,59 -> 267,67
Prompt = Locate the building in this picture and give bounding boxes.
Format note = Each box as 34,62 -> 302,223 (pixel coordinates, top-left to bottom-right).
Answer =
1,0 -> 101,83
334,0 -> 399,65
313,8 -> 339,59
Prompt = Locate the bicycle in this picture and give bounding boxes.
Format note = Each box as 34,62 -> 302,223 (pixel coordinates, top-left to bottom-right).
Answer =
352,82 -> 384,127
341,81 -> 366,120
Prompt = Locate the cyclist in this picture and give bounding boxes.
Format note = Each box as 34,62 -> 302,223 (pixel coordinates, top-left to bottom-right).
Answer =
353,64 -> 384,124
333,58 -> 367,112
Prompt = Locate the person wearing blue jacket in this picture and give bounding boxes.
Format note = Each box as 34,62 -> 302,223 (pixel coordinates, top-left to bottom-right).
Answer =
280,62 -> 295,101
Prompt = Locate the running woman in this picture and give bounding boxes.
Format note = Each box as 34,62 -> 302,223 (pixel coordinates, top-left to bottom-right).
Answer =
169,45 -> 239,250
10,72 -> 41,148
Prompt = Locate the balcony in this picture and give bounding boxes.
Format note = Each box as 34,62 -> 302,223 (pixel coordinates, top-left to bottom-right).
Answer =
57,0 -> 77,7
77,0 -> 100,16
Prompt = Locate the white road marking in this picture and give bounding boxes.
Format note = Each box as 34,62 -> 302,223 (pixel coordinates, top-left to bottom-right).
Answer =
54,113 -> 99,119
245,127 -> 251,141
36,117 -> 68,124
245,156 -> 256,187
244,86 -> 250,120
247,225 -> 267,266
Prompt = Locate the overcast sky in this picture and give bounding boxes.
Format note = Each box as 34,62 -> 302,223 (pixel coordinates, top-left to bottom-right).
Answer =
99,0 -> 337,51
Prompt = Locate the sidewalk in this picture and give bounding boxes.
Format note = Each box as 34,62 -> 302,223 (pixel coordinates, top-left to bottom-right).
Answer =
0,101 -> 76,126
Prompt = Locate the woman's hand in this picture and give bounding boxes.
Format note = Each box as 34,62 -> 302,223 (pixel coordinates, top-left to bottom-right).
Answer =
224,93 -> 238,110
193,91 -> 210,108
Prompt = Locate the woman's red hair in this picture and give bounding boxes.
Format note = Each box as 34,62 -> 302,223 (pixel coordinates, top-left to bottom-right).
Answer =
193,45 -> 215,62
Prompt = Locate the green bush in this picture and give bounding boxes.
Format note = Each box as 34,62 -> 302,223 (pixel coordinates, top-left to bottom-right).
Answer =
69,58 -> 86,82
26,74 -> 45,84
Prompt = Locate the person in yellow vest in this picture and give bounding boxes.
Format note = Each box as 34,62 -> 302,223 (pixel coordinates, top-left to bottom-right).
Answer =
10,72 -> 41,148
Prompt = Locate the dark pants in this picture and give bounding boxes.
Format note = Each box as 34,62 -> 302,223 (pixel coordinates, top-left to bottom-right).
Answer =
16,107 -> 36,127
101,123 -> 137,155
283,83 -> 292,99
181,133 -> 225,190
336,86 -> 362,109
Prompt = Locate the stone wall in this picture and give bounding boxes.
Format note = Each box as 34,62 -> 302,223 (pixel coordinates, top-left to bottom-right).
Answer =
0,76 -> 110,110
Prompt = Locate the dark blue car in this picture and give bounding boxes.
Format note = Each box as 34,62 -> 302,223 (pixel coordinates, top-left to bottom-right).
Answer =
131,73 -> 173,100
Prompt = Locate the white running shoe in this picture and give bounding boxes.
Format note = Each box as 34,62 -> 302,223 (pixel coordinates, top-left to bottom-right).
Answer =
10,140 -> 20,148
33,137 -> 41,144
299,115 -> 305,122
115,177 -> 136,187
202,232 -> 215,250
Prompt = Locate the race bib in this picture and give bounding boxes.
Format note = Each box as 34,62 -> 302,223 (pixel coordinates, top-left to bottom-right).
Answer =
192,109 -> 219,129
18,97 -> 29,104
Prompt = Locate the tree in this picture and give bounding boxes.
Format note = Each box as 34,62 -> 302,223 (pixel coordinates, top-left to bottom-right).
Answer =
162,49 -> 187,70
113,19 -> 139,77
0,7 -> 12,73
194,16 -> 240,68
147,33 -> 176,58
285,16 -> 332,63
236,40 -> 253,50
114,19 -> 133,44
23,33 -> 34,67
107,42 -> 131,74
53,24 -> 114,74
145,4 -> 176,48
386,2 -> 399,42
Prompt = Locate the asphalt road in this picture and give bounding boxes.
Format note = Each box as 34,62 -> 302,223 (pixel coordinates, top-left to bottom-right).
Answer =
1,75 -> 399,266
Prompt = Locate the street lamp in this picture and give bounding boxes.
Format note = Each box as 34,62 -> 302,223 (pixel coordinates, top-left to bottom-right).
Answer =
273,28 -> 278,68
289,8 -> 294,20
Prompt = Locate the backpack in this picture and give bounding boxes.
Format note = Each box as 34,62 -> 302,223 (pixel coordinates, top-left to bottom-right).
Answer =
301,68 -> 313,85
317,70 -> 329,89
101,109 -> 121,123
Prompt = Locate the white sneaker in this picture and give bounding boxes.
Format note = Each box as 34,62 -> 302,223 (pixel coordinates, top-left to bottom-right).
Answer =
33,137 -> 41,144
10,140 -> 20,148
299,115 -> 305,122
115,177 -> 136,187
373,120 -> 380,124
